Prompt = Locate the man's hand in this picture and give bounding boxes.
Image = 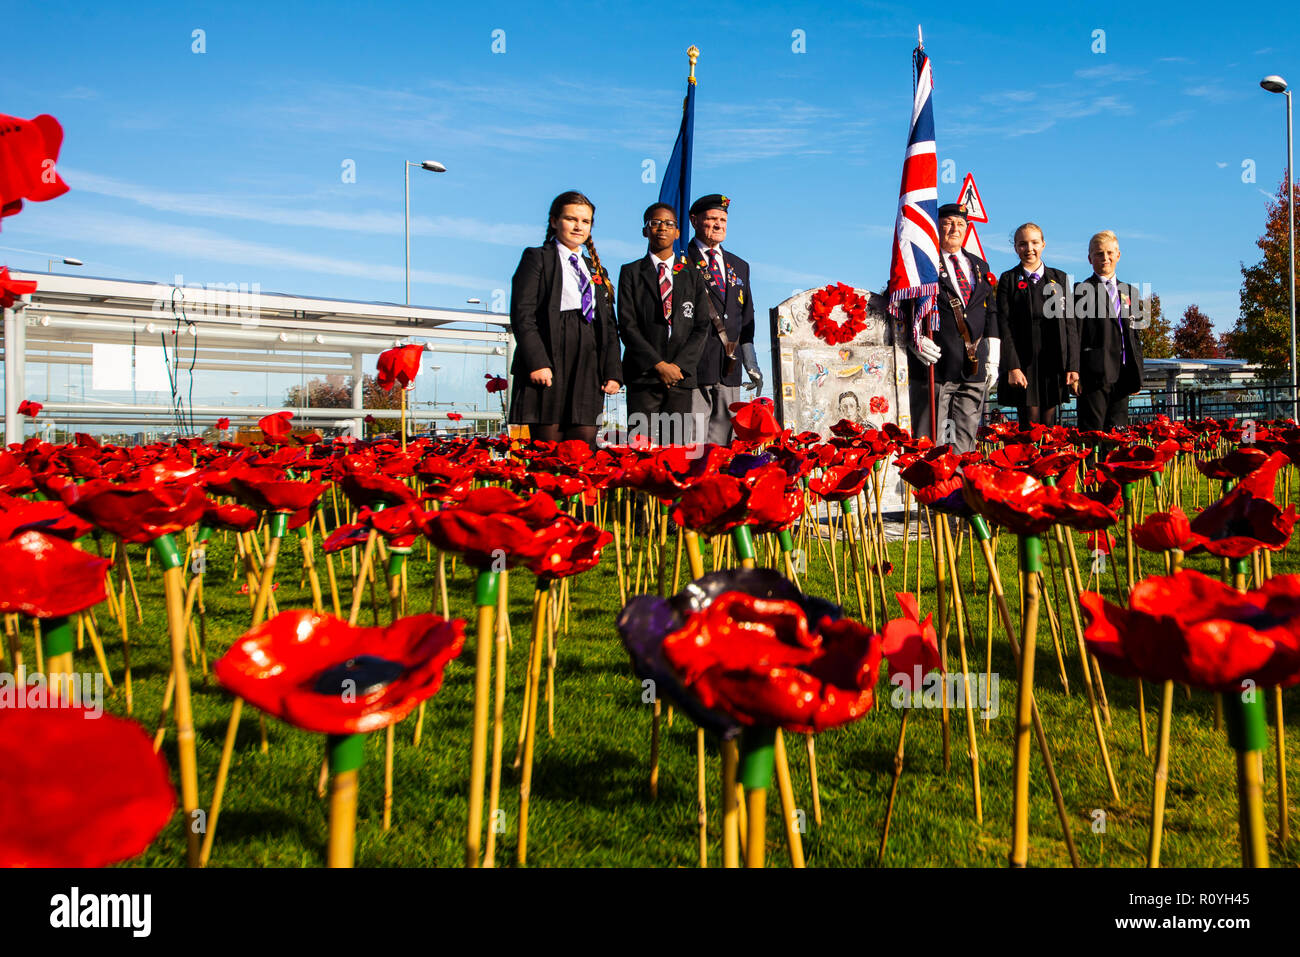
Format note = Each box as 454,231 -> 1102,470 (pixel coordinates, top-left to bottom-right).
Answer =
1067,371 -> 1080,395
602,379 -> 622,396
910,336 -> 942,366
1008,368 -> 1028,388
530,367 -> 553,387
654,361 -> 684,387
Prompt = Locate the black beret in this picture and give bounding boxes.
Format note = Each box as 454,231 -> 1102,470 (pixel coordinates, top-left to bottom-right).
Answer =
937,202 -> 969,221
689,194 -> 731,216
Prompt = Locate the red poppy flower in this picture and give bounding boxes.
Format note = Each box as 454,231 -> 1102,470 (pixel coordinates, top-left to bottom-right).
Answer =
614,447 -> 695,502
202,501 -> 259,534
230,466 -> 329,514
16,399 -> 41,417
728,398 -> 781,445
808,465 -> 870,502
1101,440 -> 1180,485
0,530 -> 108,618
322,522 -> 370,553
1131,507 -> 1205,553
1196,447 -> 1271,481
258,411 -> 294,445
527,517 -> 613,579
1017,280 -> 1028,290
521,470 -> 588,500
671,474 -> 750,536
986,272 -> 997,286
484,373 -> 508,394
215,417 -> 230,430
1081,570 -> 1300,692
366,503 -> 425,549
60,480 -> 207,544
419,487 -> 561,569
0,452 -> 34,495
338,456 -> 416,508
0,494 -> 92,541
0,267 -> 38,309
376,344 -> 424,391
880,592 -> 940,683
0,113 -> 70,226
1087,529 -> 1115,555
0,707 -> 175,867
899,448 -> 961,505
869,395 -> 889,415
660,590 -> 883,733
215,610 -> 466,735
1187,456 -> 1297,558
962,463 -> 1117,535
446,412 -> 463,422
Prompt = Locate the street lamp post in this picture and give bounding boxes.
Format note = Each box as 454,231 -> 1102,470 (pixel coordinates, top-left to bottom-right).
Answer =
430,365 -> 442,412
1262,75 -> 1296,420
47,256 -> 83,273
405,160 -> 447,305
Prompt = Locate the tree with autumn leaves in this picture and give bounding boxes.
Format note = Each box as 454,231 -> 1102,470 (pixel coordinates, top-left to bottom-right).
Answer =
1134,292 -> 1174,359
284,374 -> 403,411
1173,305 -> 1223,358
1227,176 -> 1300,377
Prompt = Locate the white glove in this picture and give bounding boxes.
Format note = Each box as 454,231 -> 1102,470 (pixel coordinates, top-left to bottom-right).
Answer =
984,337 -> 1000,387
911,336 -> 942,366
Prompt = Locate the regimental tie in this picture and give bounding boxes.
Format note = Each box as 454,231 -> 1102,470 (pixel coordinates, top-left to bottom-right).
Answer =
569,252 -> 595,324
1106,278 -> 1126,363
657,262 -> 673,325
950,254 -> 971,303
707,249 -> 725,293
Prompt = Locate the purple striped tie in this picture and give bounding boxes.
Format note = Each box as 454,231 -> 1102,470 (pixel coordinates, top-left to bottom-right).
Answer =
569,252 -> 594,324
1107,279 -> 1125,363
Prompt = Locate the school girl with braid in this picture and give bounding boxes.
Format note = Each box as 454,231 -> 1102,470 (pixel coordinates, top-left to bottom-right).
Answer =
507,190 -> 623,445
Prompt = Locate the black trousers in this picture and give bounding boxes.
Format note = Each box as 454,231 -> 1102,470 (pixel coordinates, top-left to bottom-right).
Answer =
627,383 -> 695,445
1077,383 -> 1130,432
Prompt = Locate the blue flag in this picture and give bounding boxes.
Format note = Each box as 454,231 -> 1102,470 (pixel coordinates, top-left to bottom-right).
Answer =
658,79 -> 695,258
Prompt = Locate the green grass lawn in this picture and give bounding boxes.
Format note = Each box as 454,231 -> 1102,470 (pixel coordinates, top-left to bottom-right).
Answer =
37,478 -> 1300,868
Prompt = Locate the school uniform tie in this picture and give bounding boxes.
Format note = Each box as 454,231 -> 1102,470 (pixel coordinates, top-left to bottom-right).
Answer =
707,249 -> 725,293
949,254 -> 971,303
1027,270 -> 1040,283
1106,278 -> 1126,363
569,252 -> 594,324
657,262 -> 672,325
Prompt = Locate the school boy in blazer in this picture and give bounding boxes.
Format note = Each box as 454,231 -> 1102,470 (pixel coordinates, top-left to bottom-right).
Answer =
617,202 -> 711,445
1073,229 -> 1145,432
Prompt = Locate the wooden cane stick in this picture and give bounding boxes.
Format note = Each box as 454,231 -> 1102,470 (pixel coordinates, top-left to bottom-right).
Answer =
1009,535 -> 1041,868
483,568 -> 510,867
941,521 -> 981,823
158,540 -> 200,867
1147,679 -> 1175,867
878,709 -> 910,862
696,727 -> 709,868
326,734 -> 364,868
721,738 -> 740,868
517,583 -> 549,865
772,730 -> 805,867
465,573 -> 499,868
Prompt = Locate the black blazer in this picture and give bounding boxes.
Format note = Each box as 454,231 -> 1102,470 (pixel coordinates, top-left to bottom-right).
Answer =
617,253 -> 711,390
1073,274 -> 1144,395
996,264 -> 1076,392
509,241 -> 623,386
686,242 -> 755,387
930,249 -> 998,384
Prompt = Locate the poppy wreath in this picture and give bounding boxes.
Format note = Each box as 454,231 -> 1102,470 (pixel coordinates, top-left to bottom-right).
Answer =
808,283 -> 869,346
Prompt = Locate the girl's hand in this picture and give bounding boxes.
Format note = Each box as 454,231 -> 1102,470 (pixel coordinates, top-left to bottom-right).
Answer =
1008,368 -> 1028,388
530,368 -> 553,387
602,379 -> 622,395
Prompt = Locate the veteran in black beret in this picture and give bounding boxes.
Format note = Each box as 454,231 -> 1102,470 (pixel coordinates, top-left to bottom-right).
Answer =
905,201 -> 1000,453
686,193 -> 761,444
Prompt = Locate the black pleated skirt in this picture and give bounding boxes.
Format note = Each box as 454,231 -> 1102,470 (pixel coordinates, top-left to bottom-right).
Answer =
508,308 -> 603,427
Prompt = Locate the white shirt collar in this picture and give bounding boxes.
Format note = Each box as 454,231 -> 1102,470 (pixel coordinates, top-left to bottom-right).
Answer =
1021,263 -> 1043,277
555,238 -> 586,264
695,238 -> 723,261
649,249 -> 676,270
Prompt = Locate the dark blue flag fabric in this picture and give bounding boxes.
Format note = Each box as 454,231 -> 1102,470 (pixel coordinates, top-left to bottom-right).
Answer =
658,80 -> 696,258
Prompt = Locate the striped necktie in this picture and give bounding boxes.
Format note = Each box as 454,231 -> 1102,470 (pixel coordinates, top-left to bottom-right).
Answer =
950,254 -> 971,303
657,261 -> 672,325
707,249 -> 725,293
569,252 -> 594,323
1106,279 -> 1126,363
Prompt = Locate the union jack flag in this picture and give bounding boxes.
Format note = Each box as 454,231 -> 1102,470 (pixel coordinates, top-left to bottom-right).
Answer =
886,46 -> 940,348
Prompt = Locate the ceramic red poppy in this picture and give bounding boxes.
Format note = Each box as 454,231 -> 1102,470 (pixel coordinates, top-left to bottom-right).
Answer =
215,610 -> 466,735
16,399 -> 41,417
215,417 -> 230,430
660,590 -> 882,733
899,448 -> 962,505
1187,452 -> 1295,558
1101,440 -> 1180,486
0,494 -> 92,541
0,530 -> 108,617
258,411 -> 294,445
962,463 -> 1117,535
0,267 -> 38,308
728,398 -> 781,445
60,480 -> 207,544
484,373 -> 508,394
880,592 -> 940,683
0,114 -> 70,226
419,487 -> 561,569
229,466 -> 329,514
808,465 -> 870,502
1131,507 -> 1205,553
0,706 -> 175,867
1081,570 -> 1300,692
528,517 -> 612,579
376,344 -> 424,391
338,457 -> 416,508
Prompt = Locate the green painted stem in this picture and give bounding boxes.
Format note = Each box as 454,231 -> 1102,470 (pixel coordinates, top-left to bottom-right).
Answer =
475,570 -> 500,608
41,616 -> 74,657
327,733 -> 366,774
738,726 -> 776,791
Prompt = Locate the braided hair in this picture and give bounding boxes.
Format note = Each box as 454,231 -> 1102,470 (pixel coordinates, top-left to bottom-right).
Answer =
542,190 -> 612,301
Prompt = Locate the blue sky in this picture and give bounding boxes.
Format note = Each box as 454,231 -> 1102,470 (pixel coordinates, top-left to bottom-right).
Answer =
4,0 -> 1298,412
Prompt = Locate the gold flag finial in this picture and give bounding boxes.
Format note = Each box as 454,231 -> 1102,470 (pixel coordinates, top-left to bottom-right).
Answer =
688,45 -> 699,85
